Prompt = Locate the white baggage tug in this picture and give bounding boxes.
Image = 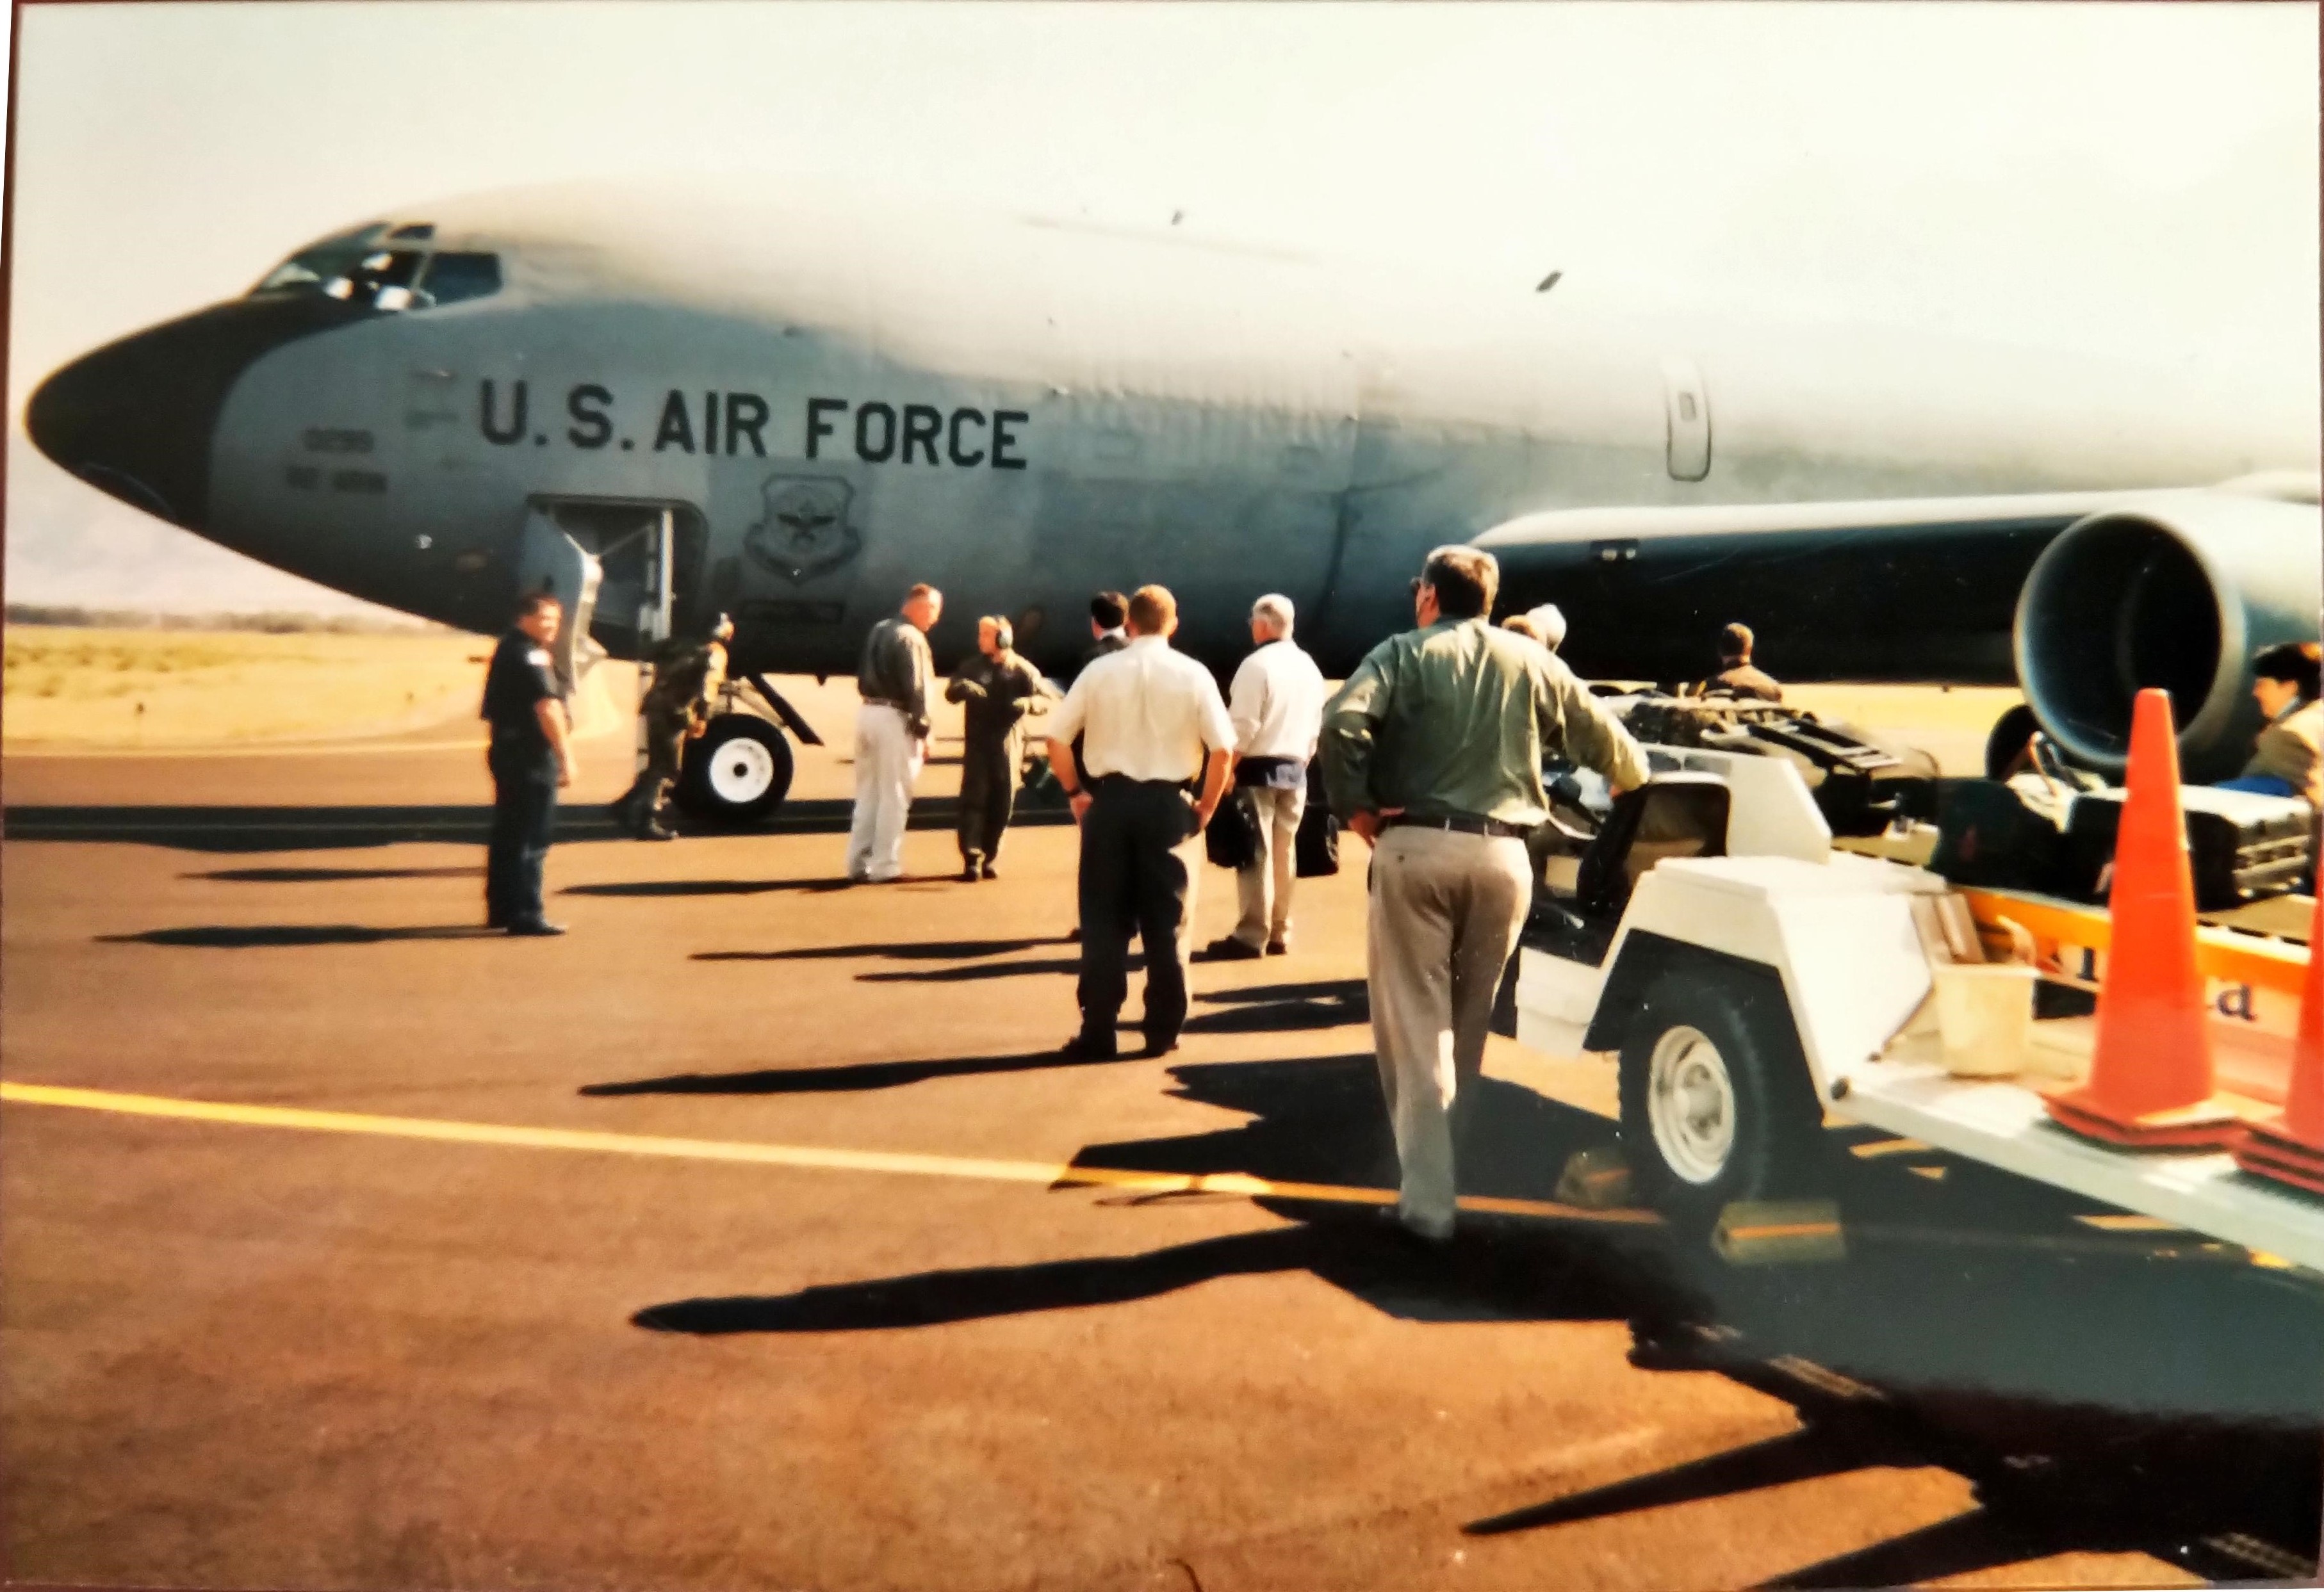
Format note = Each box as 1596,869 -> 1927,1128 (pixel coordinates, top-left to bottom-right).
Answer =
1505,720 -> 2324,1271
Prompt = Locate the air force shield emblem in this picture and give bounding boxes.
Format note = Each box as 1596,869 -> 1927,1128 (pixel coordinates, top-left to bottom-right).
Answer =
744,475 -> 863,585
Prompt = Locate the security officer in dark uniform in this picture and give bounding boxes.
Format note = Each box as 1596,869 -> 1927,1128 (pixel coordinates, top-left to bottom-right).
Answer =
482,592 -> 577,936
946,615 -> 1050,880
615,612 -> 733,840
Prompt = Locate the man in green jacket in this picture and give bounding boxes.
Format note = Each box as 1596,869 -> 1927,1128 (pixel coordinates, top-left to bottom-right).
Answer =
1323,546 -> 1648,1243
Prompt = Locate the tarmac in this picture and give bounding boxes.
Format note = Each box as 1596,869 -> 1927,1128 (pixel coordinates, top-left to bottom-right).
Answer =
3,678 -> 2320,1592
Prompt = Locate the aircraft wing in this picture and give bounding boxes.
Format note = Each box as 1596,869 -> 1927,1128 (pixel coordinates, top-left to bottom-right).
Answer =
1469,484 -> 2293,687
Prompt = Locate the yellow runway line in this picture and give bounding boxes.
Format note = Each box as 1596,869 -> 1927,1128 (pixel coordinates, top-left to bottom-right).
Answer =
0,1082 -> 1660,1228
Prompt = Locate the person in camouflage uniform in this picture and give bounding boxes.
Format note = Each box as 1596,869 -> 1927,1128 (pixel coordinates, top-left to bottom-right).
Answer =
946,615 -> 1050,880
616,613 -> 733,840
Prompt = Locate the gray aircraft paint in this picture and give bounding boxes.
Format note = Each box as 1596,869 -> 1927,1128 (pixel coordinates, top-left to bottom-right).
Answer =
31,179 -> 2320,701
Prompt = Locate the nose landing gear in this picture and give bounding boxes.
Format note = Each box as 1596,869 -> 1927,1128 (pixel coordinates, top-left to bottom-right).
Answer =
676,713 -> 796,824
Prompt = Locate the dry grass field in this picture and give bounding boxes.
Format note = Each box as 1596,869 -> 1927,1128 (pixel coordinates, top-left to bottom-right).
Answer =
0,624 -> 2019,770
1,628 -> 496,747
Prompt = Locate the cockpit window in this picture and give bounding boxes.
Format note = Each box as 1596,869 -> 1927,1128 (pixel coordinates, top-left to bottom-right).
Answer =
417,252 -> 503,307
350,250 -> 425,292
249,226 -> 502,312
250,223 -> 390,294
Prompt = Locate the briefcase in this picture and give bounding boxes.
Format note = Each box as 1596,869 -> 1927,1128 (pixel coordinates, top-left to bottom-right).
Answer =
2062,784 -> 2314,909
1295,762 -> 1340,878
1205,790 -> 1261,871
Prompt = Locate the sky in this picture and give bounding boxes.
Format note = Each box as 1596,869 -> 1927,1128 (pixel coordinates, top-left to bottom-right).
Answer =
4,1 -> 2317,614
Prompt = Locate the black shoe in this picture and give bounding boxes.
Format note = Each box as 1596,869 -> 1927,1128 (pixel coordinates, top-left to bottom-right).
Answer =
1196,936 -> 1264,963
1139,1032 -> 1179,1059
1067,926 -> 1083,943
1058,1031 -> 1118,1060
961,859 -> 982,882
1265,938 -> 1289,956
981,860 -> 999,880
505,918 -> 568,937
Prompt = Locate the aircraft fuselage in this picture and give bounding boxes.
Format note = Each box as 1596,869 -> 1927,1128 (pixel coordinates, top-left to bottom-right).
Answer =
27,181 -> 2315,685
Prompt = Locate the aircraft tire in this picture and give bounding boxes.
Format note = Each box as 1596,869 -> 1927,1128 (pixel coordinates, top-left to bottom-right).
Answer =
675,713 -> 795,825
1616,970 -> 1827,1233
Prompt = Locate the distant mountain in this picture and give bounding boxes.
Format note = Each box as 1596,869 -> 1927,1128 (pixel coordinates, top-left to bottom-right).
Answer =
4,431 -> 416,621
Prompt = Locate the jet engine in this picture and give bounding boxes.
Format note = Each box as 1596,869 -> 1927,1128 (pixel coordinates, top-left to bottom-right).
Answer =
2012,485 -> 2321,783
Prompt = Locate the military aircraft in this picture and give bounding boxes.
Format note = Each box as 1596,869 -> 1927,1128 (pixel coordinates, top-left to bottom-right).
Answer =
25,179 -> 2320,822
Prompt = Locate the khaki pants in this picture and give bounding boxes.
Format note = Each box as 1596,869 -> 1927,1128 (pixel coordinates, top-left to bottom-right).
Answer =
1232,783 -> 1307,948
1366,825 -> 1532,1236
846,704 -> 923,881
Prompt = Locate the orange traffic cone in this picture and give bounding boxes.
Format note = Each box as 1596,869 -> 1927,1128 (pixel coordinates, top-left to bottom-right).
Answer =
2232,891 -> 2324,1194
2046,690 -> 2243,1150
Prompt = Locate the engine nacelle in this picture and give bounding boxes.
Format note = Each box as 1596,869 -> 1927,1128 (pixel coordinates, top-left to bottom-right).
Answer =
2013,486 -> 2321,783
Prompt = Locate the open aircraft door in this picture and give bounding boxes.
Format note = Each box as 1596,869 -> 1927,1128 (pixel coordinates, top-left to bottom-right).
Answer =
516,506 -> 605,691
523,498 -> 698,781
622,508 -> 678,781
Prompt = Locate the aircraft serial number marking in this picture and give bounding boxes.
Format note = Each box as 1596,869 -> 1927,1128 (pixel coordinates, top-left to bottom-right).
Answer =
284,465 -> 388,494
476,380 -> 1029,467
301,428 -> 375,454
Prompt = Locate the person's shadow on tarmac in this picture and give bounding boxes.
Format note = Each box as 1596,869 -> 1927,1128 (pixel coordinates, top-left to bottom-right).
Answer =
630,1052 -> 2324,1585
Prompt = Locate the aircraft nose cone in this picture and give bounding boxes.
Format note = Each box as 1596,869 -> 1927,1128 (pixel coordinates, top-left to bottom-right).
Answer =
26,295 -> 373,530
28,329 -> 222,528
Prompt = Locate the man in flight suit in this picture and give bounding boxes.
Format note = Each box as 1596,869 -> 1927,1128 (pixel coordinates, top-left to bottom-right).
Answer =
615,613 -> 733,840
947,615 -> 1051,880
482,592 -> 577,936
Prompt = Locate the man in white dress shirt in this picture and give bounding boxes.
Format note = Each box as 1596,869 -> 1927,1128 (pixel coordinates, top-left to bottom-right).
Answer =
1202,594 -> 1329,961
1045,585 -> 1237,1059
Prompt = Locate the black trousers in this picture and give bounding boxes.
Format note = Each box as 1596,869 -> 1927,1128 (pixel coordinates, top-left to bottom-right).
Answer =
957,733 -> 1019,862
487,741 -> 559,925
1077,778 -> 1197,1043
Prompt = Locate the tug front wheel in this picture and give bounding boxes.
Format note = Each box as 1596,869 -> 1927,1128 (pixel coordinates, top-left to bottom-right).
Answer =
1984,703 -> 2041,781
676,714 -> 795,825
1617,970 -> 1826,1231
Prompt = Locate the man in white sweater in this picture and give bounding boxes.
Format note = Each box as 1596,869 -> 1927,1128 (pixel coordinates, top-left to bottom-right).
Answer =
1203,594 -> 1329,960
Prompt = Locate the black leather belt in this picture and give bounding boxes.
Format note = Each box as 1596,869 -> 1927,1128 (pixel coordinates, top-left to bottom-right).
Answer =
1091,773 -> 1199,792
1383,813 -> 1533,839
